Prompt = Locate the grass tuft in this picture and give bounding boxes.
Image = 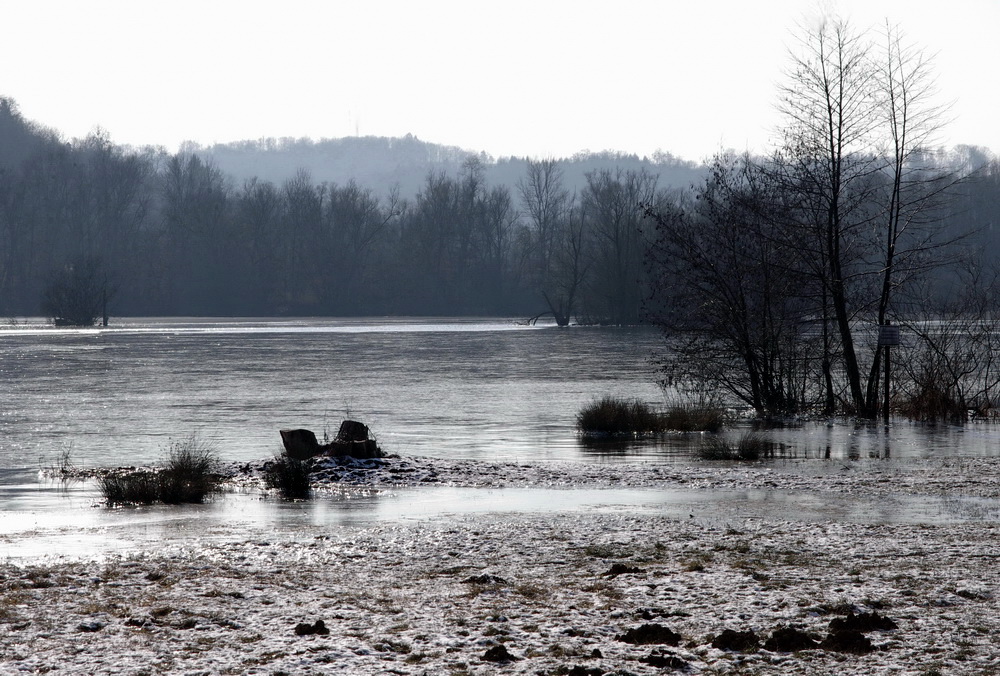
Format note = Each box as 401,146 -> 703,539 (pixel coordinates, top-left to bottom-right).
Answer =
159,436 -> 220,504
577,396 -> 664,436
98,471 -> 161,506
263,455 -> 312,499
98,435 -> 220,506
662,402 -> 726,433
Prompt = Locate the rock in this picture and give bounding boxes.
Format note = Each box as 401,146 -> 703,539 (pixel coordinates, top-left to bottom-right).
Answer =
602,563 -> 645,577
280,422 -> 384,460
280,429 -> 322,460
820,628 -> 875,654
295,619 -> 330,636
640,648 -> 689,669
323,438 -> 383,459
462,574 -> 507,584
616,623 -> 682,646
77,621 -> 105,632
482,644 -> 519,662
337,419 -> 370,442
762,625 -> 820,652
711,628 -> 760,652
829,610 -> 898,632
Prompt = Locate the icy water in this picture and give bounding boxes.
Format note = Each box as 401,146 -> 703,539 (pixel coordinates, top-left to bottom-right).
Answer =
4,316 -> 1000,559
1,316 -> 666,469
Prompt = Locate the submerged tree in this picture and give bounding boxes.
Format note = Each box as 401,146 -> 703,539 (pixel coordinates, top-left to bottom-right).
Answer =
41,255 -> 114,326
645,155 -> 818,415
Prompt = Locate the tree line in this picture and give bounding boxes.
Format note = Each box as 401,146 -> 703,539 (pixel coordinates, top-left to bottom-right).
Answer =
0,98 -> 685,323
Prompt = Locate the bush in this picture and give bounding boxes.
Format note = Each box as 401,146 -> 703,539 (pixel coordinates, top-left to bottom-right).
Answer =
577,396 -> 665,436
896,375 -> 967,423
698,431 -> 773,461
41,255 -> 111,327
264,455 -> 312,499
98,435 -> 220,506
158,436 -> 221,504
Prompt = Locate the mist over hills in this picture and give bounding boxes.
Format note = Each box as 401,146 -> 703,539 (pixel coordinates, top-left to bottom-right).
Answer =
185,135 -> 707,199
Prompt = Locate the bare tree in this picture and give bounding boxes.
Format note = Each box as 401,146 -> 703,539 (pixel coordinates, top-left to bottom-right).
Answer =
582,168 -> 658,324
517,159 -> 569,288
41,254 -> 111,326
862,23 -> 964,411
645,15 -> 969,417
645,155 -> 818,414
776,16 -> 884,413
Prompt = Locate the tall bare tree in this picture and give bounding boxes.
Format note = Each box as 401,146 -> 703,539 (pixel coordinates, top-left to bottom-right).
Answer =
776,16 -> 962,416
517,159 -> 569,287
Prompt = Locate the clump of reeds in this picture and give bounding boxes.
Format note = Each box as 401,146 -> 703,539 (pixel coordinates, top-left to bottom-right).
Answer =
98,435 -> 221,506
158,436 -> 220,504
263,455 -> 312,499
577,396 -> 665,436
98,470 -> 161,506
698,430 -> 773,461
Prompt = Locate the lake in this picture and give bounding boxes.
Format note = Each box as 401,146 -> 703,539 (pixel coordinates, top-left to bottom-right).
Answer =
1,317 -> 669,471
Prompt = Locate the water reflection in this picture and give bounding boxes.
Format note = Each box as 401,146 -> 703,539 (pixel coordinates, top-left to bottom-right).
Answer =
574,419 -> 993,462
721,419 -> 1000,461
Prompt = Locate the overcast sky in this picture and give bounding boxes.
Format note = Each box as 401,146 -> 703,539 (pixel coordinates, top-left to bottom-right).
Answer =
2,0 -> 997,162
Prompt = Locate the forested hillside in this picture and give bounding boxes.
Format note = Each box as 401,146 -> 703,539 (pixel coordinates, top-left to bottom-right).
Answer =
0,97 -> 996,324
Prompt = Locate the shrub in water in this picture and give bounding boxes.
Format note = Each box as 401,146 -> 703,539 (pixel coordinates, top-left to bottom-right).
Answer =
577,396 -> 665,436
698,431 -> 772,461
264,455 -> 312,499
897,375 -> 967,423
98,435 -> 220,506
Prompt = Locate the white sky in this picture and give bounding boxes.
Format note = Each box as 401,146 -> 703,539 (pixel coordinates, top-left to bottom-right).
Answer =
1,0 -> 997,162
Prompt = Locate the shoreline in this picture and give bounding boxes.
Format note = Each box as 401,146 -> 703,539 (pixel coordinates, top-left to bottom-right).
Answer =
3,456 -> 1000,674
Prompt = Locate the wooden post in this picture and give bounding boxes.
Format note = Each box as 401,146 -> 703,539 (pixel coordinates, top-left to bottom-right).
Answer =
878,322 -> 899,426
883,342 -> 890,425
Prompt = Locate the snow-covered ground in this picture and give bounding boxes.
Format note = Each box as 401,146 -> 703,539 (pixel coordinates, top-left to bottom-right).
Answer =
3,454 -> 1000,674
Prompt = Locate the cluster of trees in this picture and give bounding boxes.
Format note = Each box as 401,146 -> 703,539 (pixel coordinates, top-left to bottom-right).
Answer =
0,99 -> 685,322
645,17 -> 1000,419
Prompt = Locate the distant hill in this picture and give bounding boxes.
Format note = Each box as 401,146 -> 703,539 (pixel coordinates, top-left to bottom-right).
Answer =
188,135 -> 708,199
